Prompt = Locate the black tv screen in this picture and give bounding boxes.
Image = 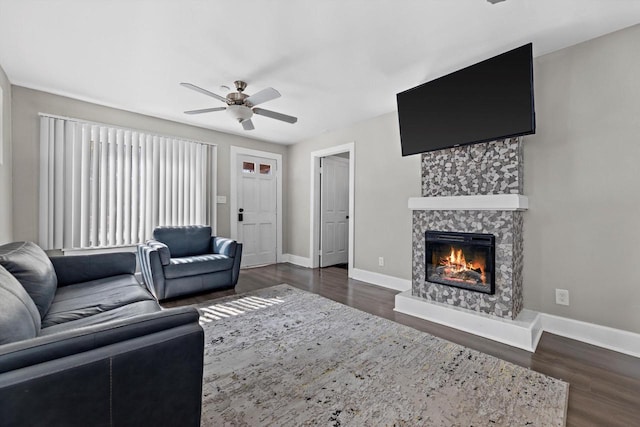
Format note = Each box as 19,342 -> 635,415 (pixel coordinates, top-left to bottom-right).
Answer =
397,43 -> 535,156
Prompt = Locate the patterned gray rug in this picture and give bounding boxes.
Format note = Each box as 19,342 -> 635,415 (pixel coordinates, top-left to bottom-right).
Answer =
196,285 -> 568,426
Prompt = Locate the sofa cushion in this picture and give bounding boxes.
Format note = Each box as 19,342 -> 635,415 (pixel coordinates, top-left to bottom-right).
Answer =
0,242 -> 57,318
163,254 -> 234,280
39,300 -> 162,336
0,265 -> 41,344
41,275 -> 158,329
153,225 -> 212,258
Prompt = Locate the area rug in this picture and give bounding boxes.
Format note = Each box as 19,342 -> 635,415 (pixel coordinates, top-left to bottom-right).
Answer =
196,285 -> 568,426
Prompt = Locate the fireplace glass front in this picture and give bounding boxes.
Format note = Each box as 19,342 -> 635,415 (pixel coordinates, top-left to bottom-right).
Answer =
425,231 -> 495,294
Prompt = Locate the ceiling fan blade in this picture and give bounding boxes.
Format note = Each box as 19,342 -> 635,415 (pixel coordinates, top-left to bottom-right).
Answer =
184,107 -> 227,115
253,107 -> 298,124
245,87 -> 281,107
180,82 -> 227,103
241,119 -> 255,131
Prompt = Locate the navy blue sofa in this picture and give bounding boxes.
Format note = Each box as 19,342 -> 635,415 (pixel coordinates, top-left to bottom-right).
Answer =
0,241 -> 204,427
137,225 -> 242,301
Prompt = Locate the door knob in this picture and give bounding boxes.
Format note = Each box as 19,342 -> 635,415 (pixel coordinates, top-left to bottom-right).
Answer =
238,208 -> 244,222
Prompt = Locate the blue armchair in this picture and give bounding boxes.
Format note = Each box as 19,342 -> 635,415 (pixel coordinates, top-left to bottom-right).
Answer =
137,225 -> 242,301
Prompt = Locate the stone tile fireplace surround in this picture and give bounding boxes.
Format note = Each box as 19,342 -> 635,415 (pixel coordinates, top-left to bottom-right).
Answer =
395,138 -> 541,351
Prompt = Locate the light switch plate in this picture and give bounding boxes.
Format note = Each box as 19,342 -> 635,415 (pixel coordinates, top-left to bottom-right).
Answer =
216,195 -> 227,204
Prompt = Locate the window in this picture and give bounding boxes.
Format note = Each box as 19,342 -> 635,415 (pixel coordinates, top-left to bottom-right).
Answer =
39,115 -> 217,250
242,161 -> 255,173
259,163 -> 271,175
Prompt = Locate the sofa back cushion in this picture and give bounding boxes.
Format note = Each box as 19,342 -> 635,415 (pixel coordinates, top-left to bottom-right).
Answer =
153,226 -> 212,258
0,242 -> 58,318
0,264 -> 41,344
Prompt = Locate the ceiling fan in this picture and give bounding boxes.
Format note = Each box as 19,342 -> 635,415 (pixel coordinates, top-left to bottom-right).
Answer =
180,80 -> 298,130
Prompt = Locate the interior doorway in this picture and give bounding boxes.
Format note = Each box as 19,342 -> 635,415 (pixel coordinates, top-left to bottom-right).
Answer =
320,154 -> 349,267
310,143 -> 355,276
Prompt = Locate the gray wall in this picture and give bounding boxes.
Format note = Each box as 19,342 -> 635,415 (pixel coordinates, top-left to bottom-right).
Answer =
11,86 -> 288,247
524,24 -> 640,333
0,64 -> 12,244
287,112 -> 421,279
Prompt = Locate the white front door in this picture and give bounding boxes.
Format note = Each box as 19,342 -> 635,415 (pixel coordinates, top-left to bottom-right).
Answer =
320,155 -> 349,267
237,154 -> 277,267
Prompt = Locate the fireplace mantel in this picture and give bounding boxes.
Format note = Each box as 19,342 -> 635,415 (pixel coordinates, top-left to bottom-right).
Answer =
408,194 -> 528,211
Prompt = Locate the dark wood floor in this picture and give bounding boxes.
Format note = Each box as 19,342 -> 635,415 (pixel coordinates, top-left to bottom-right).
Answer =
163,263 -> 640,426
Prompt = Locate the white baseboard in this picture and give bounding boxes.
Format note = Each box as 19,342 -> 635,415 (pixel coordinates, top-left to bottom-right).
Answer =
394,290 -> 543,352
281,254 -> 312,268
540,313 -> 640,359
351,268 -> 412,292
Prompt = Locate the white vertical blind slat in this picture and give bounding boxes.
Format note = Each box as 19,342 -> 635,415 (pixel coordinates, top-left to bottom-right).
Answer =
130,132 -> 140,243
70,122 -> 83,248
165,140 -> 173,225
194,144 -> 202,224
123,131 -> 132,245
53,119 -> 65,249
89,126 -> 100,247
79,124 -> 91,248
158,137 -> 166,226
38,118 -> 50,248
171,140 -> 179,225
115,130 -> 125,246
99,127 -> 109,247
107,128 -> 117,246
144,135 -> 154,240
189,143 -> 196,224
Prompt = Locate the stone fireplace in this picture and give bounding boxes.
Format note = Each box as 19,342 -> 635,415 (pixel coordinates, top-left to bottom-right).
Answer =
409,138 -> 527,319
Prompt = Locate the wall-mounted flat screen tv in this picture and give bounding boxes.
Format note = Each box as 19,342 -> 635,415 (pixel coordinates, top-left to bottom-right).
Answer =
397,43 -> 535,156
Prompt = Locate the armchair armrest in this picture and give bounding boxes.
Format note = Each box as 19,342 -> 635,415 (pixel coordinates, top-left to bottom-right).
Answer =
211,236 -> 238,257
50,252 -> 137,287
137,243 -> 168,299
144,239 -> 171,265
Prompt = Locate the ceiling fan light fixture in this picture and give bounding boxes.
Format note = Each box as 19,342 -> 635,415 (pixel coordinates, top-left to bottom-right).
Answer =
226,104 -> 253,122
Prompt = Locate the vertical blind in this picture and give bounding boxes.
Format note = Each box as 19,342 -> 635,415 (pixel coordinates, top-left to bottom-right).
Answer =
39,115 -> 217,250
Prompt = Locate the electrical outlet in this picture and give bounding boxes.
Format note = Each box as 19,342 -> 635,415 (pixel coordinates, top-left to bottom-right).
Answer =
555,289 -> 569,306
378,257 -> 384,267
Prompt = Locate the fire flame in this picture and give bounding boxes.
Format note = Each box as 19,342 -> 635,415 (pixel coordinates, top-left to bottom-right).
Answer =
439,247 -> 486,284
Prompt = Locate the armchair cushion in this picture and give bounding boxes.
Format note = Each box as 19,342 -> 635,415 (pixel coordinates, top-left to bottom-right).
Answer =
0,265 -> 41,345
153,225 -> 212,258
0,241 -> 57,318
164,254 -> 234,280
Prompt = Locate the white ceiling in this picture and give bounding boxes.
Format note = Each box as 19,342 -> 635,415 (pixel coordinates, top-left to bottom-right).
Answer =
1,0 -> 639,145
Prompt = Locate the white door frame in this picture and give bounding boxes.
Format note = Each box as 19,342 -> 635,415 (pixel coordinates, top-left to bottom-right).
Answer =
310,142 -> 355,277
230,146 -> 283,263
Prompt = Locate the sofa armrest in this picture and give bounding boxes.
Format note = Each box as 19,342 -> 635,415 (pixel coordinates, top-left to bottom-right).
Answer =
0,306 -> 200,373
211,236 -> 238,258
0,307 -> 203,426
50,252 -> 137,287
